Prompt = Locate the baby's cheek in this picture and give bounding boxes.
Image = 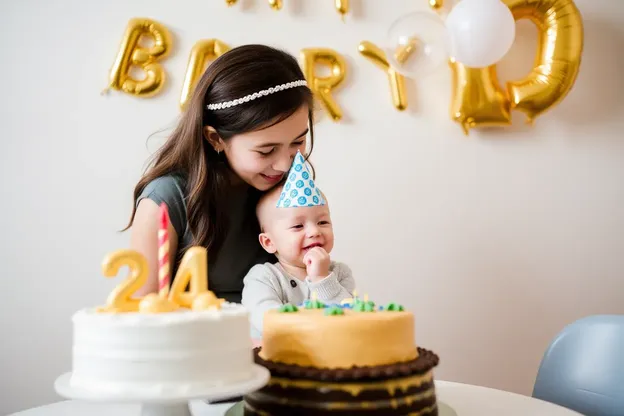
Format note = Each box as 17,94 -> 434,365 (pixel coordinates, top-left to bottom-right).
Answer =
290,235 -> 303,252
291,237 -> 305,258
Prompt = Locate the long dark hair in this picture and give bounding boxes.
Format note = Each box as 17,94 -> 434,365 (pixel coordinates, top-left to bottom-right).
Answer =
125,44 -> 315,256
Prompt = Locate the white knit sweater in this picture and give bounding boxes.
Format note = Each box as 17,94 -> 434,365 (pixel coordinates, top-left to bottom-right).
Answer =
241,261 -> 356,339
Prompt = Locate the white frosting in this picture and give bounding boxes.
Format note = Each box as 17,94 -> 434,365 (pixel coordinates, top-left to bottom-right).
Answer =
70,303 -> 254,395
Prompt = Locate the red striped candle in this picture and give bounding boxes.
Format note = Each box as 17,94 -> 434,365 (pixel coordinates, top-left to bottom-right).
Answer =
158,203 -> 170,298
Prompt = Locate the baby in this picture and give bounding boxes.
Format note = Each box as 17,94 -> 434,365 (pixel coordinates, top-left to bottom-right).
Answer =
241,152 -> 356,340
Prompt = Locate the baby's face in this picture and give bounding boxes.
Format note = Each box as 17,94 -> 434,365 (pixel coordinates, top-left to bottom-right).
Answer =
258,197 -> 334,267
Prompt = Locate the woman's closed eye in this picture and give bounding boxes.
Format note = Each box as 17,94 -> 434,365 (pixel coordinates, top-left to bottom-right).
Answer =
257,147 -> 275,156
257,139 -> 303,156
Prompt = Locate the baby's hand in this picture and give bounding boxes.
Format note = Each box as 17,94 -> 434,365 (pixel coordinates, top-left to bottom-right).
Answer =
303,247 -> 331,280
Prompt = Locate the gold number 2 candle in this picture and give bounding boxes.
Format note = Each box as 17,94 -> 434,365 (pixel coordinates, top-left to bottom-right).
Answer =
97,250 -> 147,313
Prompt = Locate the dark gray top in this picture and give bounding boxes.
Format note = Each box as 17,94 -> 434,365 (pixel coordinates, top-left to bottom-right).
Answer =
137,174 -> 275,303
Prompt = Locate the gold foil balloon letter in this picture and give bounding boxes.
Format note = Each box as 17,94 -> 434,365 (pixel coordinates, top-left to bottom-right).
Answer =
429,0 -> 444,10
268,0 -> 282,10
107,18 -> 172,98
443,0 -> 583,133
358,41 -> 408,111
335,0 -> 349,20
504,0 -> 584,124
180,39 -> 230,110
300,48 -> 347,122
449,60 -> 512,134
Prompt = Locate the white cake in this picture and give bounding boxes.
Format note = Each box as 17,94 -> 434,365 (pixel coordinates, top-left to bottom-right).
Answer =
70,302 -> 254,395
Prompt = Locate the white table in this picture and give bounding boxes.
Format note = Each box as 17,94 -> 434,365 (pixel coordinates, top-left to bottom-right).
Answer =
10,380 -> 582,416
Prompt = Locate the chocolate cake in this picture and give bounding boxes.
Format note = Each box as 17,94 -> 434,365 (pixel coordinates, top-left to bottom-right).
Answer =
243,299 -> 440,415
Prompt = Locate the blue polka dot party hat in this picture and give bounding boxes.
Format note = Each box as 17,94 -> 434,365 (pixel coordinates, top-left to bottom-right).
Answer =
276,151 -> 326,208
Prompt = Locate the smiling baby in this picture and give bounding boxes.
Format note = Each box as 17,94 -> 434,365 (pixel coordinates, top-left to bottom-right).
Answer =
241,152 -> 356,340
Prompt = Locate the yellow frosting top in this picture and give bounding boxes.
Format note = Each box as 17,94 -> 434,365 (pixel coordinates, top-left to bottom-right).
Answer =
259,304 -> 418,369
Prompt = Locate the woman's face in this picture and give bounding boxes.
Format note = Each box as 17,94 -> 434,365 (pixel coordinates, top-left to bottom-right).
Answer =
221,104 -> 309,191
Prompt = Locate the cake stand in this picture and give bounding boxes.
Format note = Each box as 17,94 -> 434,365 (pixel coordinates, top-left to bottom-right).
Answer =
54,364 -> 270,416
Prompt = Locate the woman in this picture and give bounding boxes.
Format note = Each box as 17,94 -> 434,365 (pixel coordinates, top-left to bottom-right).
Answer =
126,44 -> 315,302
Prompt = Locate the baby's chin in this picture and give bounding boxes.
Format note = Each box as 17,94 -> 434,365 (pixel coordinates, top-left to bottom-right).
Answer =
274,253 -> 306,268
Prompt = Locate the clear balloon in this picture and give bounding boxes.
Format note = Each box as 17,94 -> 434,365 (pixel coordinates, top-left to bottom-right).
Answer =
445,0 -> 516,68
385,11 -> 450,78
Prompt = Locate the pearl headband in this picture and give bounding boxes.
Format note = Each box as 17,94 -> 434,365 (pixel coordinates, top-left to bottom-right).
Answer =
206,80 -> 308,110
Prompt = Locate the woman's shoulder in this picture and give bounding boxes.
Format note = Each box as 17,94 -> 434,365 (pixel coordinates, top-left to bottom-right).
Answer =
140,173 -> 187,200
137,173 -> 188,238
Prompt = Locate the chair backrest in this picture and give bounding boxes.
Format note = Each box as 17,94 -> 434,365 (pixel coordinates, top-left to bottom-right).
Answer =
532,315 -> 624,416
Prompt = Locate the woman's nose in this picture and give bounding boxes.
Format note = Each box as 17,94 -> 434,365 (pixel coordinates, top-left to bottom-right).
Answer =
273,152 -> 294,172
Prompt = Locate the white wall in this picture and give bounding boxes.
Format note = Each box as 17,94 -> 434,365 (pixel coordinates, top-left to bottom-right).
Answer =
2,0 -> 623,413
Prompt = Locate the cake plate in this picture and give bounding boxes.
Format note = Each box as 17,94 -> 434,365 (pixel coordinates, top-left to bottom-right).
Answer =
54,364 -> 270,416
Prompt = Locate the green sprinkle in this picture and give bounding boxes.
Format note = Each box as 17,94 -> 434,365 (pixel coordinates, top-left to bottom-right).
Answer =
385,302 -> 405,312
324,305 -> 345,316
353,300 -> 376,312
278,303 -> 299,313
304,299 -> 326,309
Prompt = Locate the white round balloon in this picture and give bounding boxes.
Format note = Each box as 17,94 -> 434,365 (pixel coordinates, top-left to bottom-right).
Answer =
445,0 -> 516,68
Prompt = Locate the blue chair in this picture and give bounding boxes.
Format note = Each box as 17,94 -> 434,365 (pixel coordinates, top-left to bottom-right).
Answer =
532,315 -> 624,416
